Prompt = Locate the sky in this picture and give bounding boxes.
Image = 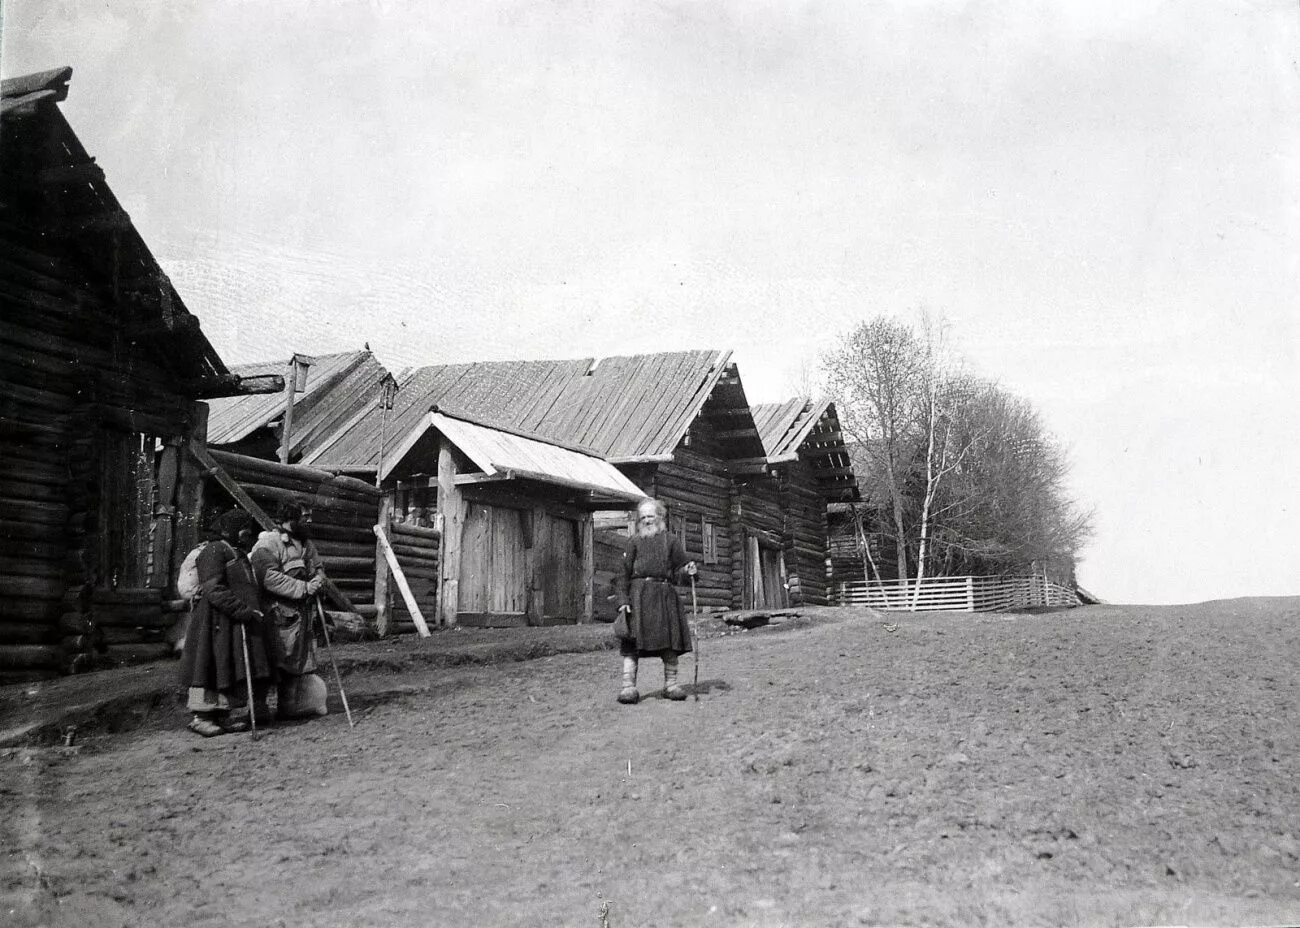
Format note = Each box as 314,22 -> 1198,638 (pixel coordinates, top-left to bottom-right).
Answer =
5,0 -> 1298,605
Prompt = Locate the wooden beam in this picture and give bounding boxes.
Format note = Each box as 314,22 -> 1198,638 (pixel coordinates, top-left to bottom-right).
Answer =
716,427 -> 761,440
373,523 -> 430,637
188,372 -> 286,399
373,495 -> 394,636
37,161 -> 104,186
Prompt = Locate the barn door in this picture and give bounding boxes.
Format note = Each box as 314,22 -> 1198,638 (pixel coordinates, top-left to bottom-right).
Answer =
537,512 -> 582,624
745,534 -> 789,609
456,503 -> 528,625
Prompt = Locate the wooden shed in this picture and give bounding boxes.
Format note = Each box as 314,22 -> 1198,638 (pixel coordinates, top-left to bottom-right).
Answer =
746,399 -> 860,606
0,68 -> 277,679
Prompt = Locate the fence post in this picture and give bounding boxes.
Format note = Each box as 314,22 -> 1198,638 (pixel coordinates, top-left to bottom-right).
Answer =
966,575 -> 975,612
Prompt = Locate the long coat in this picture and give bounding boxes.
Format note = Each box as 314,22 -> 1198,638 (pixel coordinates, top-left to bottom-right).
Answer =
178,541 -> 278,694
615,531 -> 694,657
250,530 -> 323,676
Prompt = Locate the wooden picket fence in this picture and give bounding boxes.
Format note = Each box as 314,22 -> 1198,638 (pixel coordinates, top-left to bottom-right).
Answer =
834,574 -> 1080,612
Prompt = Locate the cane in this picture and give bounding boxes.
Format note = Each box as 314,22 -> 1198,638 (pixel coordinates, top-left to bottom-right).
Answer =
314,596 -> 355,728
690,572 -> 699,702
239,623 -> 259,742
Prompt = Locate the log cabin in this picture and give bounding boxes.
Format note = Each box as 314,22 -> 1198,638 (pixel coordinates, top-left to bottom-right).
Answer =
747,399 -> 859,607
0,68 -> 279,679
305,350 -> 861,624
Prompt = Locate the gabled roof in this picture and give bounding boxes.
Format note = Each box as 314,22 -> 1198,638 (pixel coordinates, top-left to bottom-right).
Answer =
206,350 -> 390,460
750,398 -> 860,502
306,349 -> 764,470
752,397 -> 834,462
0,67 -> 229,385
392,410 -> 646,505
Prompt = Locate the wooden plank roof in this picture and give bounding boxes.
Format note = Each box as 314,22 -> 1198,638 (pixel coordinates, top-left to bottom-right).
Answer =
427,411 -> 647,504
305,349 -> 751,470
206,350 -> 390,460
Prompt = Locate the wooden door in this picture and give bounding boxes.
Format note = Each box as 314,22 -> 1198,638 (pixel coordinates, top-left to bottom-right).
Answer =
745,535 -> 789,609
538,512 -> 581,623
456,503 -> 528,625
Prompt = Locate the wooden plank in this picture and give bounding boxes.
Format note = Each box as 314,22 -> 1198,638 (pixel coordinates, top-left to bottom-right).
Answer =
580,515 -> 594,623
373,524 -> 430,636
436,437 -> 464,628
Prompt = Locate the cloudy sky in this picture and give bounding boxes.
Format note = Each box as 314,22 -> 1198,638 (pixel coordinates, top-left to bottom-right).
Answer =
6,0 -> 1298,604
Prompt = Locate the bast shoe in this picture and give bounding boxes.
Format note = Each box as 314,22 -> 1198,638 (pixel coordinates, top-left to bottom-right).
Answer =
187,716 -> 227,738
664,684 -> 687,701
617,686 -> 640,705
218,715 -> 251,733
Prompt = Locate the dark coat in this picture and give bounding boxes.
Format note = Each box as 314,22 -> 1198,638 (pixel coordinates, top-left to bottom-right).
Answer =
615,532 -> 694,656
178,541 -> 279,694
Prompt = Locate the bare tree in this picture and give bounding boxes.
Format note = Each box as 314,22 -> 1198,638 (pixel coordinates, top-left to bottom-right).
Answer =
824,316 -> 1093,592
822,317 -> 928,581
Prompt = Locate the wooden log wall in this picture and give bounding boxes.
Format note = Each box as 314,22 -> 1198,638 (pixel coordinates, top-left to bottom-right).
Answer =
388,519 -> 439,635
0,222 -> 198,680
205,450 -> 383,623
647,451 -> 733,612
777,460 -> 831,606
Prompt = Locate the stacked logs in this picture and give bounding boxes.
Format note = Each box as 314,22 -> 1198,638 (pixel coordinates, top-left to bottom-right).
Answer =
207,450 -> 382,621
0,427 -> 67,684
59,588 -> 171,673
388,520 -> 439,635
653,455 -> 732,611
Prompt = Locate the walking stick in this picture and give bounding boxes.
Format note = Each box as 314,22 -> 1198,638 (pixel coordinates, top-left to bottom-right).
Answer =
314,596 -> 355,728
690,572 -> 699,702
239,623 -> 259,742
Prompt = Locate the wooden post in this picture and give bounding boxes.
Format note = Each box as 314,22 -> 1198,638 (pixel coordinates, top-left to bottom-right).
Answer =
173,403 -> 209,576
580,514 -> 594,623
149,436 -> 182,589
966,575 -> 975,613
524,506 -> 542,626
436,438 -> 464,628
374,493 -> 393,636
278,354 -> 310,464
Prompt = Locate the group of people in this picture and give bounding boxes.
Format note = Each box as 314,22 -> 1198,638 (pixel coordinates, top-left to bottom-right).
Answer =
177,502 -> 331,737
179,495 -> 698,731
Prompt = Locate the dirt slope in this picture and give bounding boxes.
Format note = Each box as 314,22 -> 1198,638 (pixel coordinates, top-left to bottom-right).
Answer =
3,598 -> 1298,927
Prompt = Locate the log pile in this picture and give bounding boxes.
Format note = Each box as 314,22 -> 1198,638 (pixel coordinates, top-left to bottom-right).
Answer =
388,520 -> 438,635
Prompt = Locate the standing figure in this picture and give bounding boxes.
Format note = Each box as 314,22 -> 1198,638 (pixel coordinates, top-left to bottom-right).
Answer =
177,510 -> 278,736
614,498 -> 698,703
251,502 -> 329,719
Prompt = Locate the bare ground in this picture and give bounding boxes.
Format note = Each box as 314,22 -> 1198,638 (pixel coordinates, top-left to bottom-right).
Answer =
2,598 -> 1298,928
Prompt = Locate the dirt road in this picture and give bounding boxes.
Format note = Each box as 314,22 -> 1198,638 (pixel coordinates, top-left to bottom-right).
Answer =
3,598 -> 1298,927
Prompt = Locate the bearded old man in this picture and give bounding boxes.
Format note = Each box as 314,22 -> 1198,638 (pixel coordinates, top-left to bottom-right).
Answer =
614,498 -> 698,703
250,502 -> 329,719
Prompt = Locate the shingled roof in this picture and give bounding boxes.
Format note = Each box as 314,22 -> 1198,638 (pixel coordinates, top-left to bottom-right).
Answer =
306,350 -> 765,470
